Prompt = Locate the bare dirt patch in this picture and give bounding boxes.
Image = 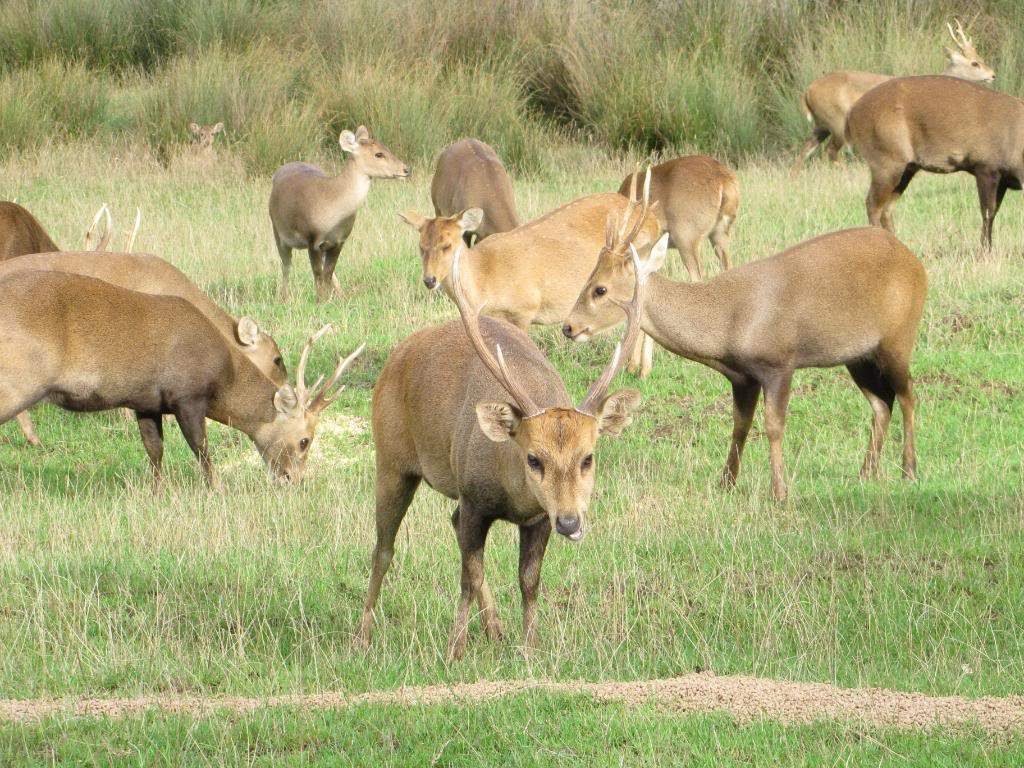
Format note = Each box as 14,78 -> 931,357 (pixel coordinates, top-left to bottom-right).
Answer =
2,673 -> 1023,734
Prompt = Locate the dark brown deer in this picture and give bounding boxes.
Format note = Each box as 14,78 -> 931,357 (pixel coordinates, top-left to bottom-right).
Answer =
846,75 -> 1024,248
0,270 -> 361,486
563,227 -> 927,501
357,239 -> 644,660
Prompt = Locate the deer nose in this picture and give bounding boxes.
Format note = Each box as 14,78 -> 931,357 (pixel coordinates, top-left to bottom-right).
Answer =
562,324 -> 573,339
423,276 -> 437,289
555,515 -> 581,538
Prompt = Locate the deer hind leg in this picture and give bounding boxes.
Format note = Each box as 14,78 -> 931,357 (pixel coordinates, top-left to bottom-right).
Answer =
709,216 -> 733,273
846,361 -> 895,480
15,411 -> 41,447
518,517 -> 552,651
669,223 -> 703,282
875,349 -> 917,480
450,507 -> 502,643
135,411 -> 165,486
322,242 -> 344,300
762,372 -> 794,502
721,379 -> 761,489
0,384 -> 46,446
826,133 -> 845,163
791,127 -> 829,172
356,469 -> 420,648
626,332 -> 654,378
866,165 -> 916,232
975,167 -> 1003,250
448,507 -> 496,661
273,225 -> 293,302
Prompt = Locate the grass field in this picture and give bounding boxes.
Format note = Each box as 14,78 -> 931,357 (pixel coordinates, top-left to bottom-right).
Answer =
0,141 -> 1022,764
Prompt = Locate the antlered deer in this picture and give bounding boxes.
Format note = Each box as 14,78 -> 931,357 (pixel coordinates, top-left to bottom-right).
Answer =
618,156 -> 739,281
792,20 -> 994,169
399,176 -> 660,375
847,75 -> 1024,248
270,125 -> 410,302
0,201 -> 135,262
358,237 -> 644,660
0,251 -> 287,447
564,227 -> 926,502
428,138 -> 520,246
0,270 -> 361,485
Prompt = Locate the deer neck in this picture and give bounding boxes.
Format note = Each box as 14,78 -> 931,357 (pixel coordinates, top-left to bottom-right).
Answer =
207,354 -> 279,440
640,274 -> 732,363
326,158 -> 373,221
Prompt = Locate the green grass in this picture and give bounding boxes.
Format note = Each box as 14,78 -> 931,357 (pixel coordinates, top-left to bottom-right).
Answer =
0,142 -> 1022,761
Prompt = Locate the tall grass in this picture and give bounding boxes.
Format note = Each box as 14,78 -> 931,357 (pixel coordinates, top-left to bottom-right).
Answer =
0,0 -> 1021,173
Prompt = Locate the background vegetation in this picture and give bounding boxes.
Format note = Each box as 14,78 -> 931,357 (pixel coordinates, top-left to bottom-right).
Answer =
2,0 -> 1024,174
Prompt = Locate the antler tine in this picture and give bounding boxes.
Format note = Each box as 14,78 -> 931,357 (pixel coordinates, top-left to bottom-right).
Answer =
947,18 -> 970,51
309,342 -> 366,413
97,205 -> 113,252
577,244 -> 646,415
125,207 -> 141,252
84,203 -> 108,250
295,324 -> 334,405
450,244 -> 541,417
616,166 -> 652,247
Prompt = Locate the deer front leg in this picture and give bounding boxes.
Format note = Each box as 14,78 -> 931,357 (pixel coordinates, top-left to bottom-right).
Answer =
721,380 -> 761,489
174,402 -> 218,490
518,518 -> 551,652
762,372 -> 793,502
448,508 -> 494,661
15,411 -> 41,447
450,507 -> 502,643
135,411 -> 165,486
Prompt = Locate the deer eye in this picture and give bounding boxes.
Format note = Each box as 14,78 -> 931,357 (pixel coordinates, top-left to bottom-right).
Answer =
972,61 -> 980,67
299,438 -> 310,451
526,454 -> 542,472
594,286 -> 607,297
273,356 -> 283,367
375,152 -> 385,159
580,454 -> 593,472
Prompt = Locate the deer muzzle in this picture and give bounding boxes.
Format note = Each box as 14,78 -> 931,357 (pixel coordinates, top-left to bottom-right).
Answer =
555,514 -> 584,541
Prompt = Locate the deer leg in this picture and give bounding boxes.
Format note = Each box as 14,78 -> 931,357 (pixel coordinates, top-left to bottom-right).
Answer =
876,351 -> 917,480
308,245 -> 329,303
975,167 -> 1000,249
15,411 -> 41,447
847,362 -> 895,480
356,470 -> 420,648
762,372 -> 793,502
322,242 -> 343,299
867,165 -> 914,232
135,411 -> 165,485
449,507 -> 502,642
791,128 -> 829,172
826,134 -> 845,163
709,215 -> 733,272
273,226 -> 292,302
721,379 -> 761,489
519,517 -> 552,652
174,402 -> 217,489
448,507 -> 495,661
626,331 -> 654,378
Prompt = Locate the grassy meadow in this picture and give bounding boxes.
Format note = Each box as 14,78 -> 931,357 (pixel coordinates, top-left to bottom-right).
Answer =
0,139 -> 1021,763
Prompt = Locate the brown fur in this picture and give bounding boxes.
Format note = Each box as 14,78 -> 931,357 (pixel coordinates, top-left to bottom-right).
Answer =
431,139 -> 520,243
618,156 -> 739,281
269,125 -> 410,302
846,75 -> 1024,247
0,202 -> 60,262
564,227 -> 927,501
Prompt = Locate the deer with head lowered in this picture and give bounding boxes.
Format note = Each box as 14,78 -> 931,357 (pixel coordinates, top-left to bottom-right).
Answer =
400,172 -> 661,377
357,243 -> 644,660
792,19 -> 994,169
0,270 -> 361,486
0,250 -> 288,448
563,226 -> 926,502
270,125 -> 409,302
847,74 -> 1024,248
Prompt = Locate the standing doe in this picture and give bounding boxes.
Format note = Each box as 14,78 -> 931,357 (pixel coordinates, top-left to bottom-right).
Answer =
563,227 -> 927,501
269,125 -> 409,302
358,242 -> 643,659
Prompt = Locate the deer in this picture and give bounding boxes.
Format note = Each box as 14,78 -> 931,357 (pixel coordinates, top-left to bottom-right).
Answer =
847,75 -> 1024,248
792,19 -> 995,170
0,270 -> 361,486
0,250 -> 288,448
0,201 -> 135,262
357,234 -> 645,660
399,173 -> 660,376
563,226 -> 927,502
428,138 -> 520,246
618,156 -> 739,282
269,125 -> 409,302
188,121 -> 224,160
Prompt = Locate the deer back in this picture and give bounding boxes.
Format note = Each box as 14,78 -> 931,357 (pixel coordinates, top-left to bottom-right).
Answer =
0,202 -> 60,262
431,139 -> 520,238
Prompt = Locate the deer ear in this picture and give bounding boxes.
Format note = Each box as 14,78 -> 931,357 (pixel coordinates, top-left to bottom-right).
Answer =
595,389 -> 642,437
476,402 -> 521,442
355,125 -> 371,143
398,210 -> 428,231
636,232 -> 669,276
339,131 -> 359,153
236,316 -> 260,347
458,208 -> 484,233
188,122 -> 200,135
212,122 -> 224,134
274,384 -> 300,416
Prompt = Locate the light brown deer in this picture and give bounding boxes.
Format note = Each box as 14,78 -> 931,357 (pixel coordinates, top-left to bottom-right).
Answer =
270,125 -> 409,302
792,20 -> 994,169
0,250 -> 288,447
563,227 -> 927,502
358,233 -> 644,660
399,177 -> 660,375
429,138 -> 520,246
0,270 -> 360,486
618,156 -> 739,281
847,75 -> 1024,248
188,121 -> 224,160
0,201 -> 130,263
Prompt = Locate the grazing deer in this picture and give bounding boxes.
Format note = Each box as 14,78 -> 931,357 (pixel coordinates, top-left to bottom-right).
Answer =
563,227 -> 927,502
792,19 -> 995,169
358,236 -> 644,660
618,156 -> 739,281
270,125 -> 410,302
847,75 -> 1024,248
399,176 -> 660,376
188,121 -> 224,159
0,250 -> 289,447
0,270 -> 361,486
429,138 -> 520,246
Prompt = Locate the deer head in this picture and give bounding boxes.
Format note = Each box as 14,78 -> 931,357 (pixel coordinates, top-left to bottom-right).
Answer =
188,121 -> 224,153
399,207 -> 483,290
943,18 -> 995,83
340,125 -> 410,180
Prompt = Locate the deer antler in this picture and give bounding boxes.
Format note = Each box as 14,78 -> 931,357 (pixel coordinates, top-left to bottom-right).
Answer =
294,325 -> 365,413
947,18 -> 976,55
450,244 -> 541,417
125,208 -> 141,252
577,245 -> 647,415
84,204 -> 113,251
612,166 -> 653,250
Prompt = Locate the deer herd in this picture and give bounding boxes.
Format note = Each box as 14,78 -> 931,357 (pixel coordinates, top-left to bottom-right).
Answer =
0,19 -> 1013,658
